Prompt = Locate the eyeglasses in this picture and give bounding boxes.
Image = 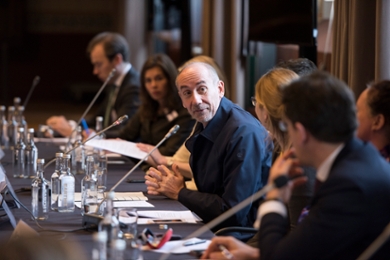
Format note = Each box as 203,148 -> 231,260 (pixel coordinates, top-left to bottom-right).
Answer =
251,97 -> 256,107
278,120 -> 288,132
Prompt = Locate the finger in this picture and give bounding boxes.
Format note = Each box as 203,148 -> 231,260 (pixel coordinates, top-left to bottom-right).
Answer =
147,190 -> 160,195
171,164 -> 181,176
292,176 -> 308,188
148,169 -> 163,182
145,180 -> 159,189
157,165 -> 171,177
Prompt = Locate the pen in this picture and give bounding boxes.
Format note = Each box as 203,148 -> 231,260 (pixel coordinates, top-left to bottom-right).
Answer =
183,239 -> 206,247
219,244 -> 233,259
81,119 -> 90,135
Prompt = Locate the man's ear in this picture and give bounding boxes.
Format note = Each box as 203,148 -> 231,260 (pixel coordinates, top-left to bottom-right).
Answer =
112,53 -> 123,66
218,80 -> 225,98
372,114 -> 385,131
295,122 -> 309,144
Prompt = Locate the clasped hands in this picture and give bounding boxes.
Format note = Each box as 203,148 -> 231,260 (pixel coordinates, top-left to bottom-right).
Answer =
145,164 -> 185,200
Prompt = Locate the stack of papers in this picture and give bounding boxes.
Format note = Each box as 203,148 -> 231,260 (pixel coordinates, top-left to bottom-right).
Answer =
74,192 -> 154,208
85,139 -> 148,159
128,210 -> 202,224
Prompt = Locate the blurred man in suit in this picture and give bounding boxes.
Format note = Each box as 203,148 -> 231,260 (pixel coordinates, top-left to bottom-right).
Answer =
47,32 -> 140,138
203,71 -> 390,259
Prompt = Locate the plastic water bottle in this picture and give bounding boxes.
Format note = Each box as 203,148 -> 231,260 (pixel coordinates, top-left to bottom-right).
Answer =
81,156 -> 98,215
13,127 -> 25,178
58,154 -> 75,212
50,152 -> 63,211
25,128 -> 38,179
72,126 -> 85,175
7,106 -> 18,149
98,191 -> 120,248
0,106 -> 9,149
92,231 -> 107,260
16,106 -> 28,140
31,159 -> 49,220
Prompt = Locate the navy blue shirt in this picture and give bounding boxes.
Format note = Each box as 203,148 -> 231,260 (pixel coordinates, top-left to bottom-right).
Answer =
179,97 -> 272,231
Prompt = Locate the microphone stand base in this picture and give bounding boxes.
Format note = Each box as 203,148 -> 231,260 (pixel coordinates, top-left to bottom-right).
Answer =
82,213 -> 104,230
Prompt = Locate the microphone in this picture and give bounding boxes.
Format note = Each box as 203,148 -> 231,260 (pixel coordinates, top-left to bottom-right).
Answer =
113,115 -> 128,126
43,114 -> 128,169
64,68 -> 116,151
158,175 -> 291,260
23,76 -> 40,109
82,124 -> 181,228
164,124 -> 180,139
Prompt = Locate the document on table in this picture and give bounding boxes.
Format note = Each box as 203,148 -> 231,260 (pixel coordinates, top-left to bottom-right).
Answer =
75,200 -> 154,209
135,210 -> 202,224
144,238 -> 211,254
34,137 -> 69,143
85,139 -> 148,159
74,192 -> 148,202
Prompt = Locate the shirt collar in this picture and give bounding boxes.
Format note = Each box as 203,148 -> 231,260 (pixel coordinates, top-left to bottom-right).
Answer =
316,144 -> 344,182
114,63 -> 131,87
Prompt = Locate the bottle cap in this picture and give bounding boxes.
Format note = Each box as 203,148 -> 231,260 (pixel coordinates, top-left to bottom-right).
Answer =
18,127 -> 24,132
28,128 -> 34,133
93,231 -> 108,242
63,154 -> 71,159
112,239 -> 126,251
56,152 -> 64,157
96,116 -> 103,122
37,158 -> 45,164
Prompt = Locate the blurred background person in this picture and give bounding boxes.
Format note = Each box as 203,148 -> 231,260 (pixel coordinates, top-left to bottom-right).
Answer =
356,80 -> 390,161
46,32 -> 140,138
253,68 -> 316,231
118,53 -> 195,169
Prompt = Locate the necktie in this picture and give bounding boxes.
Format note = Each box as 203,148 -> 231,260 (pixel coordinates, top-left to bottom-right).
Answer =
104,84 -> 116,127
297,178 -> 323,224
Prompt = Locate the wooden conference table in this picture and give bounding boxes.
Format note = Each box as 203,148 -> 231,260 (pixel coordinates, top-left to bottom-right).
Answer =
0,141 -> 214,259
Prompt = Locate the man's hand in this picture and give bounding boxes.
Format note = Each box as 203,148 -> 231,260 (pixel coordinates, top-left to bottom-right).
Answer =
201,236 -> 260,260
144,164 -> 185,200
266,148 -> 306,203
46,116 -> 73,137
136,143 -> 167,165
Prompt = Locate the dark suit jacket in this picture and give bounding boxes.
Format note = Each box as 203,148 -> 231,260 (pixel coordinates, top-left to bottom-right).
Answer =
259,138 -> 390,260
87,67 -> 140,138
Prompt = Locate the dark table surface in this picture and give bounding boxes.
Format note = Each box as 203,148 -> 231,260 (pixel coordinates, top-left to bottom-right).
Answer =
0,142 -> 213,259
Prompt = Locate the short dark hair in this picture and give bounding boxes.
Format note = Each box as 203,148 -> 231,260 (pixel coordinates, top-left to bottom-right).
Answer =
86,32 -> 129,62
139,53 -> 180,120
276,58 -> 317,77
282,71 -> 357,143
366,80 -> 390,128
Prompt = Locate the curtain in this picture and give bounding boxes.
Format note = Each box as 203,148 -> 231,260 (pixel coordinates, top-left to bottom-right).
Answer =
201,0 -> 246,105
331,0 -> 390,98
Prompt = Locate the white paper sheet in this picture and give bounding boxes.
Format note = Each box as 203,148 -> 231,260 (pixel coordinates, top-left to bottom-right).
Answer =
75,200 -> 154,209
74,192 -> 148,202
136,210 -> 201,224
85,139 -> 148,159
34,137 -> 69,143
144,238 -> 211,254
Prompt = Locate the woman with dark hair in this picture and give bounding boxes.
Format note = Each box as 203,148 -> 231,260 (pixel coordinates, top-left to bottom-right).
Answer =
118,53 -> 195,161
356,80 -> 390,161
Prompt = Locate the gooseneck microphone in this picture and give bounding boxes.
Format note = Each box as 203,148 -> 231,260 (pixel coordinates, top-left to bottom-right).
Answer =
23,76 -> 40,109
82,124 -> 180,227
65,68 -> 116,151
43,114 -> 128,169
158,175 -> 291,260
